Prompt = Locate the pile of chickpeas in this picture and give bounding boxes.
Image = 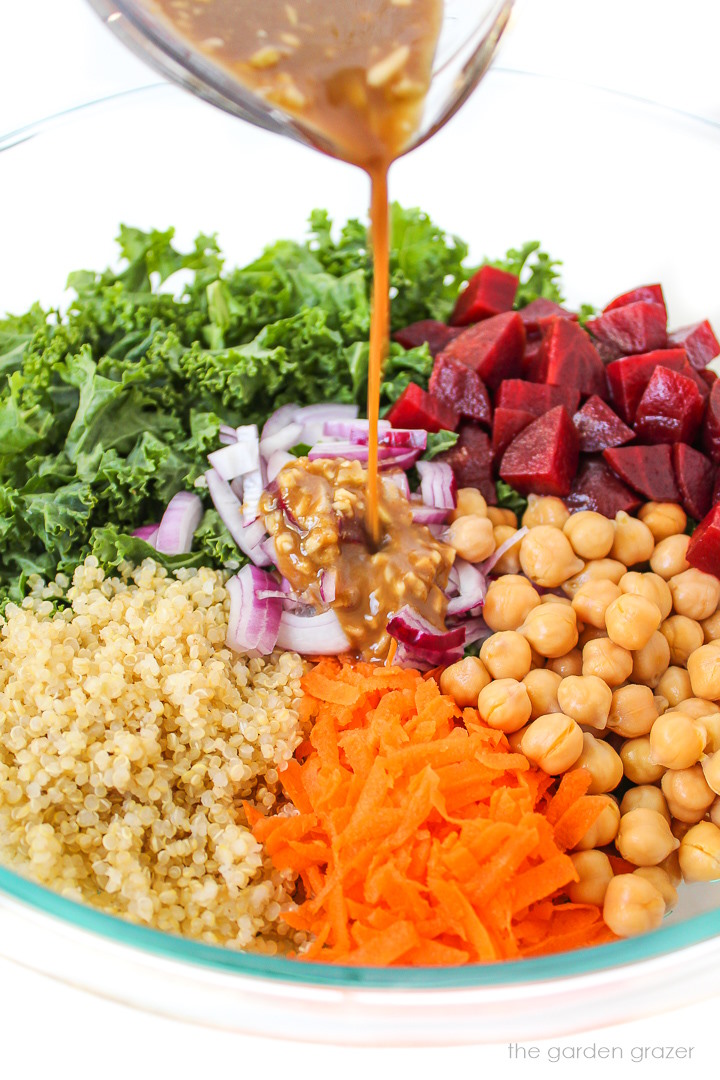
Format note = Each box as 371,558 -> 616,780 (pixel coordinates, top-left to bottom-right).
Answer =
440,490 -> 720,938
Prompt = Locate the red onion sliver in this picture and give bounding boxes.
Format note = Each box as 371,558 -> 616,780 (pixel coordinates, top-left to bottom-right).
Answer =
350,428 -> 427,450
259,421 -> 304,459
133,524 -> 160,542
276,609 -> 350,654
416,460 -> 457,510
387,605 -> 465,654
319,567 -> 337,604
261,403 -> 299,441
207,439 -> 259,481
219,424 -> 237,446
226,566 -> 282,655
383,472 -> 411,499
462,617 -> 493,646
266,449 -> 295,483
481,526 -> 528,576
154,492 -> 203,556
411,506 -> 449,525
260,536 -> 277,564
379,448 -> 422,471
242,469 -> 264,526
323,419 -> 391,439
446,559 -> 488,616
205,469 -> 269,561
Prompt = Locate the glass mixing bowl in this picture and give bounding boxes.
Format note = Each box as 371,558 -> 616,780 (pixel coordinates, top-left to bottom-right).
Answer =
0,71 -> 719,1045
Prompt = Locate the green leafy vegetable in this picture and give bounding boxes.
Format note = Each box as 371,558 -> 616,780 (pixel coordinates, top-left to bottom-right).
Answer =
423,430 -> 459,460
495,480 -> 528,520
485,241 -> 564,308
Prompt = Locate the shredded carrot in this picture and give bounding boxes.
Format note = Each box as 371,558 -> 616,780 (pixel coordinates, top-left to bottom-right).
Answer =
253,659 -> 615,966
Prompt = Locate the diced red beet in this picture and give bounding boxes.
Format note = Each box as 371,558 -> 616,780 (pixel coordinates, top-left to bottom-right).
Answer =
429,355 -> 492,427
491,407 -> 536,464
606,349 -> 689,423
392,320 -> 463,357
603,445 -> 680,503
686,504 -> 720,579
668,320 -> 720,370
681,362 -> 711,402
701,369 -> 718,389
702,380 -> 720,464
518,298 -> 576,335
438,311 -> 526,391
566,456 -> 642,517
521,337 -> 544,381
585,301 -> 667,357
385,382 -> 459,433
573,395 -> 635,453
499,406 -> 579,497
672,443 -> 715,521
537,318 -> 608,399
450,266 -> 518,327
495,379 -> 580,417
714,471 -> 720,506
436,424 -> 497,503
634,366 -> 707,445
603,284 -> 666,318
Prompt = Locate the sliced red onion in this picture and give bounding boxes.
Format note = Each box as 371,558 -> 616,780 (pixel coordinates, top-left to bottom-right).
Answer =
260,536 -> 277,564
307,440 -> 370,462
266,449 -> 295,483
417,460 -> 457,510
205,469 -> 270,565
154,492 -> 203,556
394,641 -> 464,671
219,424 -> 237,446
350,427 -> 427,450
259,421 -> 304,459
387,605 -> 465,654
133,524 -> 160,542
230,477 -> 244,501
208,439 -> 260,481
276,609 -> 350,654
261,403 -> 299,441
226,566 -> 282,655
383,472 -> 411,500
411,506 -> 449,525
319,568 -> 337,604
481,526 -> 528,576
242,469 -> 264,526
235,424 -> 259,443
379,448 -> 422,471
462,617 -> 493,646
323,419 -> 391,439
446,559 -> 488,616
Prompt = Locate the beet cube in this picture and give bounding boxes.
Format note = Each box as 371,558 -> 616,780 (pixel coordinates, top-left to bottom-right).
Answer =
603,284 -> 666,318
393,320 -> 463,357
521,337 -> 544,381
606,348 -> 689,423
573,396 -> 635,453
585,301 -> 667,357
450,266 -> 518,327
385,383 -> 459,433
603,445 -> 680,503
499,406 -> 579,497
495,379 -> 580,417
672,444 -> 715,521
518,298 -> 576,335
701,369 -> 718,389
702,380 -> 720,464
438,311 -> 526,391
429,355 -> 492,427
668,320 -> 720,370
538,318 -> 608,399
714,471 -> 720,506
492,407 -> 536,464
436,424 -> 496,503
566,456 -> 642,517
634,366 -> 706,445
686,504 -> 720,579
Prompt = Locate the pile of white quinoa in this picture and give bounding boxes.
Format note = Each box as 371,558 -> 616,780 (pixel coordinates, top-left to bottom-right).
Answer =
0,557 -> 308,952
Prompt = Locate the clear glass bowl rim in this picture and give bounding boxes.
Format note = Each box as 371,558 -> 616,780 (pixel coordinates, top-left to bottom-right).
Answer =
1,72 -> 719,990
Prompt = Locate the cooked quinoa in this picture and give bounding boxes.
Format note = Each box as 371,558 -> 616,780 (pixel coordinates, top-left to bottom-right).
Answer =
0,557 -> 308,951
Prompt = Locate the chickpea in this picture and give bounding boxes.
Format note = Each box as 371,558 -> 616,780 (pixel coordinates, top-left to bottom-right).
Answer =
632,631 -> 671,689
576,732 -> 623,794
574,795 -> 621,849
449,487 -> 488,523
660,849 -> 682,886
480,631 -> 532,681
578,624 -> 610,649
649,711 -> 706,770
507,724 -> 530,753
563,511 -> 615,560
711,798 -> 720,828
607,684 -> 658,738
621,737 -> 665,784
678,698 -> 720,722
582,637 -> 633,687
654,694 -> 670,715
440,656 -> 491,707
571,579 -> 621,630
491,526 -> 522,575
547,649 -> 583,678
620,784 -> 671,823
486,506 -> 517,528
633,866 -> 678,911
638,501 -> 687,542
540,594 -> 573,607
562,559 -> 627,598
672,819 -> 693,842
603,874 -> 665,936
519,526 -> 584,588
446,514 -> 495,563
665,795 -> 708,826
656,666 -> 693,708
521,494 -> 570,530
619,571 -> 673,621
483,576 -> 540,632
703,710 -> 720,754
661,764 -> 716,821
522,669 -> 562,720
605,593 -> 662,651
557,675 -> 612,731
650,533 -> 690,579
568,850 -> 614,906
520,713 -> 584,774
669,568 -> 720,622
616,807 -> 679,866
660,616 -> 703,668
519,603 -> 578,659
701,751 -> 720,797
701,609 -> 720,644
678,821 -> 720,882
611,511 -> 655,567
477,678 -> 532,734
687,642 -> 720,701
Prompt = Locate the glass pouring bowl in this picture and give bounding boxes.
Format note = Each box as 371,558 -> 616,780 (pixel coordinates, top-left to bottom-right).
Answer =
0,71 -> 719,1043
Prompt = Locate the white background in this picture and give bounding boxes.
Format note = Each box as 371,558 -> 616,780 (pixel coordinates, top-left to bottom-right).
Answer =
1,1 -> 720,1077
